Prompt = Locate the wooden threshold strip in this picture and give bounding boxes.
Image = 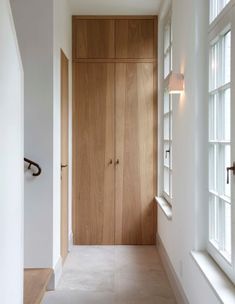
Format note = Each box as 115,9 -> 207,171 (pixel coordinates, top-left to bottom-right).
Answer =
24,268 -> 52,304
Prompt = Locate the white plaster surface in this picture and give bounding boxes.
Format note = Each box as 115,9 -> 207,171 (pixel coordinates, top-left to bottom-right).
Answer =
0,0 -> 24,303
69,0 -> 162,15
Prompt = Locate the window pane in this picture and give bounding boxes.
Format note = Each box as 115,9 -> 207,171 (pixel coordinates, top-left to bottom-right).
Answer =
209,94 -> 217,141
164,114 -> 170,140
164,24 -> 170,52
210,43 -> 218,91
209,195 -> 220,244
209,144 -> 217,192
164,91 -> 169,114
224,31 -> 231,84
224,202 -> 231,257
223,89 -> 231,141
170,171 -> 172,199
209,194 -> 216,241
164,52 -> 170,78
169,112 -> 172,141
164,167 -> 170,195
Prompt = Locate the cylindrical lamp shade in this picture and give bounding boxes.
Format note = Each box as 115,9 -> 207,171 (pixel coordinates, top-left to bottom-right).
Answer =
168,72 -> 184,94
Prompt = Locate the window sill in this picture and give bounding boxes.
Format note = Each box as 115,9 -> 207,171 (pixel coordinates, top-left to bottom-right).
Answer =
191,251 -> 235,304
155,196 -> 172,220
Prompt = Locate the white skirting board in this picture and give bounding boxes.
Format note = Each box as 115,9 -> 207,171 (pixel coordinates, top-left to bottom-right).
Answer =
47,257 -> 63,290
69,232 -> 73,251
47,234 -> 73,290
156,234 -> 189,304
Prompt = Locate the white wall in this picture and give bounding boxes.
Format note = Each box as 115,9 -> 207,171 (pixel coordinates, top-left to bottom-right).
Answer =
10,0 -> 72,284
158,0 -> 221,303
10,0 -> 54,268
0,0 -> 24,303
69,0 -> 161,15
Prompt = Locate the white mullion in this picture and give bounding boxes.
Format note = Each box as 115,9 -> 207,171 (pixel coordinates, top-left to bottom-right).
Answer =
209,140 -> 230,144
209,82 -> 230,95
209,189 -> 231,203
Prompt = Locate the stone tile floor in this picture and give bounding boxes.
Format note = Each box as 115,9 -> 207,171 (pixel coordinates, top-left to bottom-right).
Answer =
42,246 -> 176,304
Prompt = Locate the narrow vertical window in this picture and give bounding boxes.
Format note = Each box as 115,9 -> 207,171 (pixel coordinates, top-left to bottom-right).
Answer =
163,16 -> 173,204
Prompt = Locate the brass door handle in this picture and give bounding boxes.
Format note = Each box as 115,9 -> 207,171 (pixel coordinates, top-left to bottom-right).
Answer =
226,162 -> 235,184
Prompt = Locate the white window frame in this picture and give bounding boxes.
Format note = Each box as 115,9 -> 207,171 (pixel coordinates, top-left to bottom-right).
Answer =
162,11 -> 173,205
208,0 -> 235,283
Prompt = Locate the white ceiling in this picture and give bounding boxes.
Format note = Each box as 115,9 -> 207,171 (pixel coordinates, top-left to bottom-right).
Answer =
69,0 -> 162,15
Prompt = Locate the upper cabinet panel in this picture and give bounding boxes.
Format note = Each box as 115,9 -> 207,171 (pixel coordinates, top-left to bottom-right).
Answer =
115,19 -> 155,59
73,19 -> 115,59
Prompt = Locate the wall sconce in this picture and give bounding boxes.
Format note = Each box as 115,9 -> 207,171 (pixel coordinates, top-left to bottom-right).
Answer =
168,72 -> 184,95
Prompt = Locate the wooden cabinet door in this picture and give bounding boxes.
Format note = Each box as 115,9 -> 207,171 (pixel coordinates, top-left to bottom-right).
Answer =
115,19 -> 154,59
115,63 -> 156,245
73,19 -> 115,59
73,63 -> 115,245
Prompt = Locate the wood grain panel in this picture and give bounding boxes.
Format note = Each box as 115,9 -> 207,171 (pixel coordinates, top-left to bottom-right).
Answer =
73,19 -> 115,59
60,50 -> 69,262
73,63 -> 115,244
115,19 -> 154,59
115,63 -> 156,245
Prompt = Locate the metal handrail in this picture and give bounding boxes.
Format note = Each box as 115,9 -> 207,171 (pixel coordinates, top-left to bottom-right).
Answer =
24,158 -> 42,176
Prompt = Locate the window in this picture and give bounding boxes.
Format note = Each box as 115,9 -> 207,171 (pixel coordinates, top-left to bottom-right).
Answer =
163,15 -> 173,204
208,0 -> 235,282
210,0 -> 230,23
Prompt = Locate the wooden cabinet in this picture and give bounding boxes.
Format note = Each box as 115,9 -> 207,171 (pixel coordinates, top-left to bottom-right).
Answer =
73,19 -> 115,59
73,17 -> 157,245
115,19 -> 154,59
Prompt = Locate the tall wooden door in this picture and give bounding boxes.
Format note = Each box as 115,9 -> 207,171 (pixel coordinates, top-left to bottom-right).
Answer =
115,63 -> 156,245
73,63 -> 115,244
61,50 -> 69,261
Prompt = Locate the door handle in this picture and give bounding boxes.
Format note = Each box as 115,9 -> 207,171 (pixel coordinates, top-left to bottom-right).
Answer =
108,159 -> 113,165
226,162 -> 235,184
115,159 -> 119,165
61,164 -> 68,169
165,149 -> 170,159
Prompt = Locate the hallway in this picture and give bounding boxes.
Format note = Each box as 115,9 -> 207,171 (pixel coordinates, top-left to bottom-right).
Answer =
43,246 -> 176,304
